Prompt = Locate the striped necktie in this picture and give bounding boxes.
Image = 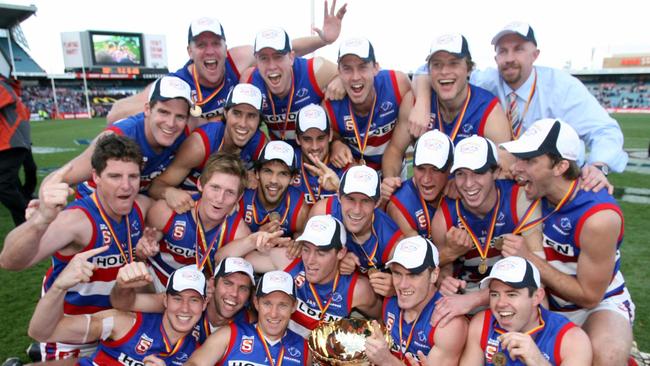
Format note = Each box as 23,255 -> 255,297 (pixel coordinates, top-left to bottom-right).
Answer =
507,91 -> 521,137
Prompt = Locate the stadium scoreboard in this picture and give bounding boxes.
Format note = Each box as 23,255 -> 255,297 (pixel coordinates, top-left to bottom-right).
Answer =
61,30 -> 168,78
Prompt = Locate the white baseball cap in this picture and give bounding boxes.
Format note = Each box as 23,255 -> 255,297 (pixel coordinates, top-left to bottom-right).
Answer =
296,215 -> 347,251
426,33 -> 471,61
188,17 -> 226,43
479,256 -> 541,290
225,83 -> 263,112
257,140 -> 297,171
166,265 -> 207,297
338,165 -> 380,201
500,119 -> 581,161
297,104 -> 329,134
214,257 -> 255,283
338,37 -> 376,63
254,27 -> 291,54
450,135 -> 499,174
148,76 -> 192,106
256,270 -> 296,298
386,236 -> 439,273
413,129 -> 454,170
491,21 -> 537,46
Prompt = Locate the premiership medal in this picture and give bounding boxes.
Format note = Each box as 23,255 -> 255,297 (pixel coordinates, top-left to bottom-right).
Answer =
348,94 -> 376,167
478,259 -> 488,275
359,158 -> 366,166
190,104 -> 202,117
492,351 -> 507,366
367,267 -> 380,276
493,237 -> 505,251
268,211 -> 282,222
436,86 -> 471,141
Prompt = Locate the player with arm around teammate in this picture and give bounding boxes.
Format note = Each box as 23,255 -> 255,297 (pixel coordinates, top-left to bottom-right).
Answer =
29,255 -> 209,366
185,270 -> 313,366
461,256 -> 592,366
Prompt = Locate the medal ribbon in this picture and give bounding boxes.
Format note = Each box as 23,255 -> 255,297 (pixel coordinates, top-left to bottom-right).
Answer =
494,308 -> 546,336
256,325 -> 285,366
91,192 -> 132,263
511,69 -> 537,138
158,323 -> 186,357
348,93 -> 377,162
300,155 -> 322,203
437,86 -> 472,141
417,191 -> 433,240
251,191 -> 291,226
455,188 -> 501,262
267,71 -> 295,140
191,64 -> 225,107
307,271 -> 340,322
194,201 -> 227,276
398,309 -> 423,360
513,179 -> 578,234
352,215 -> 379,269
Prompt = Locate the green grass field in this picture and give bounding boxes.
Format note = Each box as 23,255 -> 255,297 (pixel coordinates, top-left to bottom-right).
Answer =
0,114 -> 649,360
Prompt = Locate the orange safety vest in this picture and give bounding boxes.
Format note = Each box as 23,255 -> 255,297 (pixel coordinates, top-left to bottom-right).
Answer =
0,76 -> 31,151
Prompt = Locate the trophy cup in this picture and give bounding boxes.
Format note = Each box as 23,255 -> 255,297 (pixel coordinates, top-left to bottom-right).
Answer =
308,318 -> 393,366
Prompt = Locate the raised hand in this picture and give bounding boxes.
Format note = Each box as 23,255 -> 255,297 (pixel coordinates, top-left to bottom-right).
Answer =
53,245 -> 110,291
312,0 -> 347,45
135,227 -> 161,260
116,261 -> 153,289
304,153 -> 341,192
165,188 -> 195,214
38,165 -> 75,224
329,140 -> 354,168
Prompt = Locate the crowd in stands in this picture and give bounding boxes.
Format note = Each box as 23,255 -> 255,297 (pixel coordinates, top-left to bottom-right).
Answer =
584,80 -> 650,109
21,85 -> 139,118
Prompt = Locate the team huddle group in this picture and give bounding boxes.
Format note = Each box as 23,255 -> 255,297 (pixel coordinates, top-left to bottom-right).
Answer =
0,3 -> 637,365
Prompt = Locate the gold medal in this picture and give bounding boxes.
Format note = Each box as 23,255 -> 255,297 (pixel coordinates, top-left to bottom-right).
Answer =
359,158 -> 366,166
493,237 -> 505,251
190,104 -> 202,117
268,211 -> 282,222
478,259 -> 488,275
367,267 -> 380,276
493,351 -> 507,366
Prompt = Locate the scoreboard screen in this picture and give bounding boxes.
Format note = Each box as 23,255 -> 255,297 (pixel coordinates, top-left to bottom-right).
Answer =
90,31 -> 144,66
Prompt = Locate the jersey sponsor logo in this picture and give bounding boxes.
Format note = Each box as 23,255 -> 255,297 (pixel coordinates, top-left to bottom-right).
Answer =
331,292 -> 343,303
560,217 -> 572,231
462,123 -> 473,133
172,221 -> 187,240
119,352 -> 144,366
544,236 -> 575,257
380,101 -> 393,112
417,330 -> 426,342
296,299 -> 343,322
135,333 -> 153,354
386,312 -> 395,331
130,220 -> 142,238
92,253 -> 129,268
287,346 -> 301,358
485,337 -> 499,362
416,210 -> 427,230
165,241 -> 196,258
294,271 -> 306,288
227,361 -> 267,366
296,87 -> 309,98
266,112 -> 298,124
240,336 -> 254,354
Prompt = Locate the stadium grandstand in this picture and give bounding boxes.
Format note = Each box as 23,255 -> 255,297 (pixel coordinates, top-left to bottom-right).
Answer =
1,3 -> 164,120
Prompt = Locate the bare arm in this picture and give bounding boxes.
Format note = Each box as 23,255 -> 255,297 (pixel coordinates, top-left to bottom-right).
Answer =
408,73 -> 432,138
386,201 -> 419,238
291,0 -> 347,56
110,261 -> 164,313
106,85 -> 151,124
481,103 -> 514,174
560,326 -> 593,366
352,275 -> 381,319
185,325 -> 232,366
312,57 -> 339,92
148,132 -> 206,211
459,310 -> 488,366
428,314 -> 468,366
506,210 -> 621,308
382,91 -> 414,178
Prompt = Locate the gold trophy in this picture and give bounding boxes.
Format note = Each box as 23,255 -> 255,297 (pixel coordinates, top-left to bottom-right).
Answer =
308,318 -> 393,366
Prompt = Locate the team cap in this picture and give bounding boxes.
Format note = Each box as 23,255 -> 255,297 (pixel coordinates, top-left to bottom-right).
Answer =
296,215 -> 347,251
450,135 -> 499,174
166,265 -> 207,297
386,236 -> 439,273
338,165 -> 380,201
491,21 -> 537,46
413,129 -> 454,170
500,118 -> 581,161
188,17 -> 226,44
254,27 -> 292,54
480,256 -> 541,289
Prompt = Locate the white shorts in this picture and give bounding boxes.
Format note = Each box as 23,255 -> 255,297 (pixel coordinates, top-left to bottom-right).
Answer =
40,341 -> 97,361
558,287 -> 635,326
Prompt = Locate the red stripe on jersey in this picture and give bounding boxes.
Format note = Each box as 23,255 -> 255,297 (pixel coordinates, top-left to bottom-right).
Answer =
554,321 -> 576,364
226,51 -> 240,79
324,101 -> 338,133
284,257 -> 302,272
381,230 -> 402,264
325,196 -> 334,215
246,69 -> 255,83
196,129 -> 211,169
253,134 -> 268,160
388,70 -> 402,105
574,203 -> 624,249
291,309 -> 319,331
63,303 -> 108,315
228,212 -> 244,242
307,58 -> 325,98
477,97 -> 499,136
162,211 -> 177,233
440,201 -> 453,230
104,312 -> 143,347
92,350 -> 123,366
389,197 -> 418,231
480,310 -> 492,350
106,126 -> 124,135
510,184 -> 521,224
53,206 -> 97,262
544,247 -> 574,263
290,195 -> 305,233
347,272 -> 359,313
